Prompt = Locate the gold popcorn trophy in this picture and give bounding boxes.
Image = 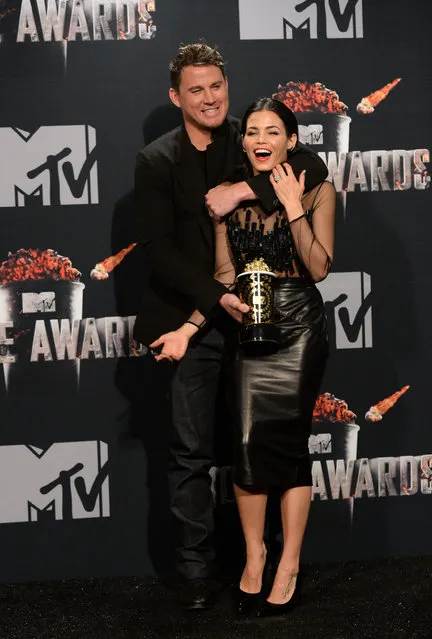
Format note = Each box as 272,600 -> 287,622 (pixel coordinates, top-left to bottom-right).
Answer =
236,258 -> 280,354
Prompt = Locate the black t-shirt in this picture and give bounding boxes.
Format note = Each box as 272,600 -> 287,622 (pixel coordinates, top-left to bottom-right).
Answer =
186,143 -> 208,191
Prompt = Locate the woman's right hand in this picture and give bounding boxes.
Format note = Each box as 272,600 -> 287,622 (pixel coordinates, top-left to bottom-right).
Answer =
149,323 -> 197,362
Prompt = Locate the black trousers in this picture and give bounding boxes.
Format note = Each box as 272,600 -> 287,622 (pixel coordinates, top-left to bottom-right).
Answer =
168,320 -> 234,581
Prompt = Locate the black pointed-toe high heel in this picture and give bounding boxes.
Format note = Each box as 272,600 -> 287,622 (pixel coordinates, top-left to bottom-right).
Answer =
235,587 -> 262,616
234,557 -> 272,616
255,571 -> 302,618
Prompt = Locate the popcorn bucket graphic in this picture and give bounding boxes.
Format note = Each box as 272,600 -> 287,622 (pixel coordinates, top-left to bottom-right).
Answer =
303,418 -> 360,560
0,280 -> 84,395
302,392 -> 360,560
309,419 -> 360,521
273,81 -> 351,218
297,112 -> 351,154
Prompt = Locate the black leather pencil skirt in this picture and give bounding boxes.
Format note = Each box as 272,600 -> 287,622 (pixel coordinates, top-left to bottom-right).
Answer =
233,277 -> 329,492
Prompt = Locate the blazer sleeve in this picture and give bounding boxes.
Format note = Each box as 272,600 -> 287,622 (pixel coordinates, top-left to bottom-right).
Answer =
135,153 -> 226,316
246,146 -> 329,214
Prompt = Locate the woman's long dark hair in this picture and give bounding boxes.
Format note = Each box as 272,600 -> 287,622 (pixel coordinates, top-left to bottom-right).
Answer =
241,97 -> 299,142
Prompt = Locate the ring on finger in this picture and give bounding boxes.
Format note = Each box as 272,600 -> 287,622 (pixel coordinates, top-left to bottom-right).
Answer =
273,173 -> 282,182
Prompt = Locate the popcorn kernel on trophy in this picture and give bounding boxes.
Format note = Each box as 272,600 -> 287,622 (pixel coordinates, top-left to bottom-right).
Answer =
0,248 -> 84,396
236,258 -> 279,355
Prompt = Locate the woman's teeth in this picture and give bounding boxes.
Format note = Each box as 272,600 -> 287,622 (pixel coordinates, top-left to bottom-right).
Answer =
254,149 -> 272,160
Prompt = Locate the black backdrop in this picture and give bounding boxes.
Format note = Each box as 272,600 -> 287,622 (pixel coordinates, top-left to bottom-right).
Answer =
0,0 -> 431,583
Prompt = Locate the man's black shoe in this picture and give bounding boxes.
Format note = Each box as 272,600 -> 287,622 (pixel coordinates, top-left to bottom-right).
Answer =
180,579 -> 220,611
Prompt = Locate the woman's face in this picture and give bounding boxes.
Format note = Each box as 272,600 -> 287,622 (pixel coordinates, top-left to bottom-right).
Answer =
243,110 -> 297,175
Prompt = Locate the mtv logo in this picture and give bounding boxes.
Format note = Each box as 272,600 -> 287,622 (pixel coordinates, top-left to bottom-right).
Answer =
0,440 -> 109,524
238,0 -> 363,40
299,124 -> 323,145
309,433 -> 332,454
0,125 -> 99,207
317,272 -> 372,349
22,291 -> 56,313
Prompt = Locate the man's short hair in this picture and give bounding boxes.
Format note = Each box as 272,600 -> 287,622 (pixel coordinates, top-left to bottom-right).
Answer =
169,42 -> 226,91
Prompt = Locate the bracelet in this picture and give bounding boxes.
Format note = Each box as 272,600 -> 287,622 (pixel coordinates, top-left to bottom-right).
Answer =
289,213 -> 306,224
185,320 -> 200,329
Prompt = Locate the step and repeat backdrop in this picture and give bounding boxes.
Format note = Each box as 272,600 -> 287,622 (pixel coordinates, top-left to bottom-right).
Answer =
0,0 -> 431,582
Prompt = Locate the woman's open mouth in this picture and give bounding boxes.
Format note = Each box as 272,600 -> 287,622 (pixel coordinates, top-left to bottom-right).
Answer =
253,148 -> 272,162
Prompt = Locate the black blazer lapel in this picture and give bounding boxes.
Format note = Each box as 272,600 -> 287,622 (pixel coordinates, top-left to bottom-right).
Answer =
208,118 -> 246,186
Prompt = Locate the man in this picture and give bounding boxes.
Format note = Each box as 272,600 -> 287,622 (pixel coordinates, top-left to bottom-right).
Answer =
134,42 -> 328,610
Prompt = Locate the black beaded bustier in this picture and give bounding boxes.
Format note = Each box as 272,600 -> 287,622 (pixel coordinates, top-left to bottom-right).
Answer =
227,206 -> 311,275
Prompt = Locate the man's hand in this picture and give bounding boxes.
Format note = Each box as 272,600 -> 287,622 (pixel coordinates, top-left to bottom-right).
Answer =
149,323 -> 197,362
219,293 -> 249,323
206,182 -> 254,218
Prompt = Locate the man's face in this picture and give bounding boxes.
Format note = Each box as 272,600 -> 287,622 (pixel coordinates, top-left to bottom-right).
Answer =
169,65 -> 229,132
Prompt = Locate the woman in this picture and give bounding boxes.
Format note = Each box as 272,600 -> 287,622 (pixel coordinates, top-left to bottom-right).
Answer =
151,98 -> 336,617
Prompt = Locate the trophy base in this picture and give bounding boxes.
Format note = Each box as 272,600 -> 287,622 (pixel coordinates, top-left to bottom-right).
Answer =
239,324 -> 280,356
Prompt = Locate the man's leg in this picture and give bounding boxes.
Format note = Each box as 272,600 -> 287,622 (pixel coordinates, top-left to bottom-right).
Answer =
169,326 -> 225,590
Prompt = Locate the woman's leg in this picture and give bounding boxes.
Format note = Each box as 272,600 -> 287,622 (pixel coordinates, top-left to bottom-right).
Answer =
267,485 -> 311,604
234,484 -> 268,594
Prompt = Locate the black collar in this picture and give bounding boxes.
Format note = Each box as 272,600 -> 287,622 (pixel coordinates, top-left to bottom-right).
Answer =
175,118 -> 230,164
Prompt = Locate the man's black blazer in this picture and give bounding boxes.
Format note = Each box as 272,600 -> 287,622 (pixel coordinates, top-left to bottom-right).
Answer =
133,116 -> 328,346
